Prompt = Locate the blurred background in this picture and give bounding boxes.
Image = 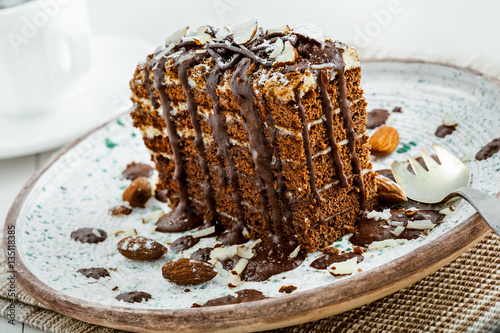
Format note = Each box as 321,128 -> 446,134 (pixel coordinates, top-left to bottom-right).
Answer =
91,0 -> 499,61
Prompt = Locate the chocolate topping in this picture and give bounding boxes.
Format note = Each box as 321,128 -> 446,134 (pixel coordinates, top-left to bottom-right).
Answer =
71,228 -> 107,244
367,109 -> 390,129
476,138 -> 500,161
115,291 -> 152,303
192,289 -> 268,307
77,267 -> 110,279
435,124 -> 457,138
170,235 -> 200,252
122,162 -> 154,180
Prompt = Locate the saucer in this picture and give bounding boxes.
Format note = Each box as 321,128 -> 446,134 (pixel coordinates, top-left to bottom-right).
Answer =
0,35 -> 155,159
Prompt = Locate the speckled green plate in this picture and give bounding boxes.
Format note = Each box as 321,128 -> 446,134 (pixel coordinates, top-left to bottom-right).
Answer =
5,61 -> 500,333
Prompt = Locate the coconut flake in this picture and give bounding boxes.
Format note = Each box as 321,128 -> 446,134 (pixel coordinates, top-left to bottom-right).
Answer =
327,257 -> 357,276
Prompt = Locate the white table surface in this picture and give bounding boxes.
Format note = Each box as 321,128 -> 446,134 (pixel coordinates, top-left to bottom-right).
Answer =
1,1 -> 499,332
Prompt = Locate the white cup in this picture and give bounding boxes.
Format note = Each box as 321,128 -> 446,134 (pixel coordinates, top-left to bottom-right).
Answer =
0,0 -> 91,118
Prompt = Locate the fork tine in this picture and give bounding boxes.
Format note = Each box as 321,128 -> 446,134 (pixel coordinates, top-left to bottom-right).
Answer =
390,160 -> 415,182
408,155 -> 428,176
433,144 -> 463,166
420,148 -> 441,171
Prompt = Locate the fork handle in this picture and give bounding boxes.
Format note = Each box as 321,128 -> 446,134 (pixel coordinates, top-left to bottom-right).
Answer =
449,187 -> 500,235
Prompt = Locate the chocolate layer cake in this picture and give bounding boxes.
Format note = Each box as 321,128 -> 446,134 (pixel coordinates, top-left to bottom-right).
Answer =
130,21 -> 377,252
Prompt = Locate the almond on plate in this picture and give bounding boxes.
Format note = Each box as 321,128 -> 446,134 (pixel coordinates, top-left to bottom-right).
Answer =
369,126 -> 399,156
117,236 -> 167,261
376,175 -> 407,203
162,258 -> 217,285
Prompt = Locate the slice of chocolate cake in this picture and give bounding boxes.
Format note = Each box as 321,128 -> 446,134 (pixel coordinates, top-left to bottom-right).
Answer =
130,20 -> 377,252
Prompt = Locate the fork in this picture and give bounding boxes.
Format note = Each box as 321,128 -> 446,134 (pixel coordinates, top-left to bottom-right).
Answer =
390,144 -> 500,235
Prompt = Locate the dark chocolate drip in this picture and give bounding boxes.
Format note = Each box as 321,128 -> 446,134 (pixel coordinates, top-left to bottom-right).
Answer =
176,51 -> 216,221
336,60 -> 367,210
70,228 -> 107,244
206,67 -> 246,245
367,108 -> 389,129
294,88 -> 321,203
152,57 -> 203,232
143,66 -> 159,109
266,111 -> 294,236
170,235 -> 200,251
317,69 -> 348,188
230,58 -> 283,237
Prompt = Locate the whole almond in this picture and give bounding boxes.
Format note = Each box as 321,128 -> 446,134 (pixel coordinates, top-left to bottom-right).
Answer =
369,126 -> 399,156
376,175 -> 407,204
162,258 -> 217,285
117,236 -> 167,261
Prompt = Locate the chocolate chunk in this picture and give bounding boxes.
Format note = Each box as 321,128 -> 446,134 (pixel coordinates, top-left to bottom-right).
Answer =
367,109 -> 390,129
77,267 -> 110,279
122,162 -> 154,180
392,106 -> 402,113
190,247 -> 213,262
109,205 -> 133,216
170,235 -> 200,252
279,285 -> 298,293
192,289 -> 267,307
435,124 -> 457,138
71,228 -> 107,244
115,291 -> 152,303
154,189 -> 170,203
476,138 -> 500,161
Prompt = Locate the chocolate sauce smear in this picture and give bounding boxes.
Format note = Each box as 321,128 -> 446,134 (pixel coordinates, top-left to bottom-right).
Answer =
476,138 -> 500,161
279,285 -> 298,293
77,267 -> 110,279
122,162 -> 154,180
109,205 -> 133,216
115,291 -> 152,303
310,252 -> 363,270
241,236 -> 305,282
71,228 -> 107,244
192,289 -> 267,307
367,109 -> 390,129
350,209 -> 445,247
435,124 -> 457,138
170,235 -> 200,252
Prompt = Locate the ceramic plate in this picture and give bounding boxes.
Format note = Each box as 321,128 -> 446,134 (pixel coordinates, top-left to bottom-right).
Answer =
5,61 -> 500,333
0,35 -> 155,159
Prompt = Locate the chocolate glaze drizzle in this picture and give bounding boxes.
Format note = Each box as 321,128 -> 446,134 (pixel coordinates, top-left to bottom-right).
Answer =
176,52 -> 216,221
152,57 -> 203,232
141,26 -> 368,245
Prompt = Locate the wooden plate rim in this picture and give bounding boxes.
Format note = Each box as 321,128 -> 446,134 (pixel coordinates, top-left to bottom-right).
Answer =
3,60 -> 498,333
